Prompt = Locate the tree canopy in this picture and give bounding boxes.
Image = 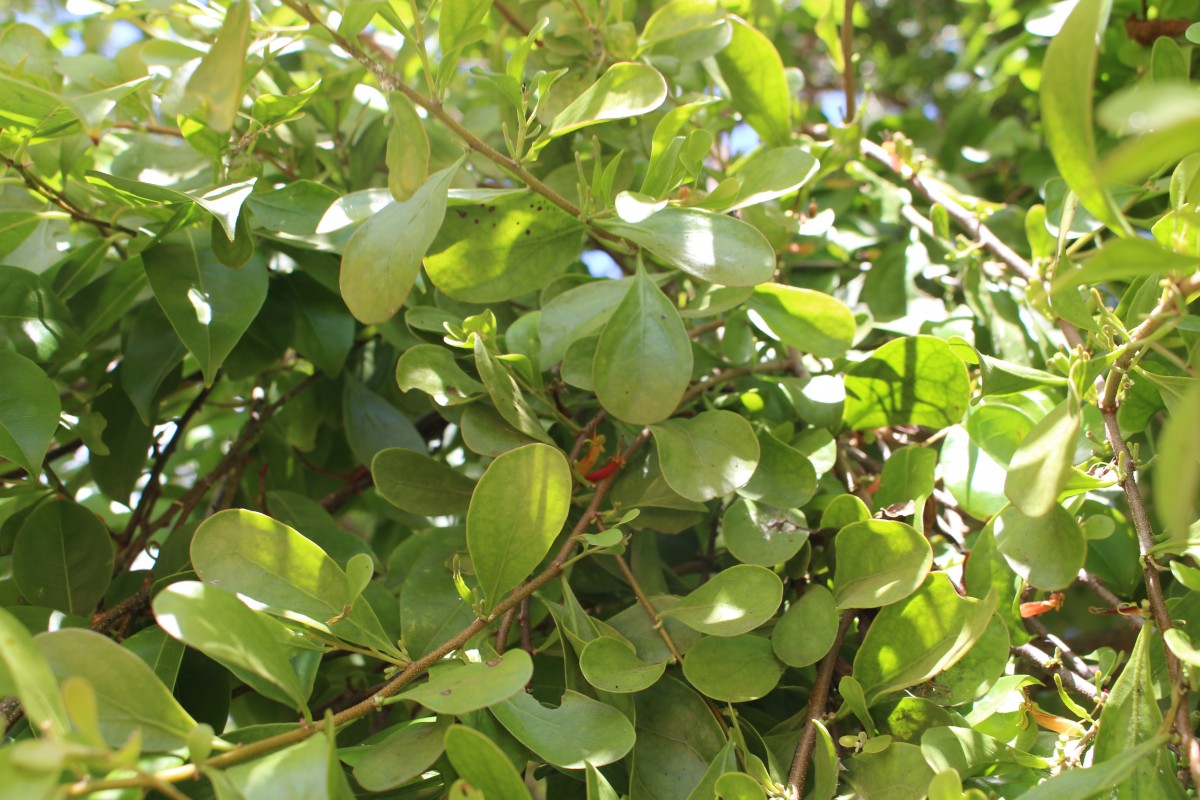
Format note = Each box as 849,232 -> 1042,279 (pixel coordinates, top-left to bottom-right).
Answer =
1,0 -> 1199,797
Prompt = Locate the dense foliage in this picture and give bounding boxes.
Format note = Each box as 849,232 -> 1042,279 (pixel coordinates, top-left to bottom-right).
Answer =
1,0 -> 1199,797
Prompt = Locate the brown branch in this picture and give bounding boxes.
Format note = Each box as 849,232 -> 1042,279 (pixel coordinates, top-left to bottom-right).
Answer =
92,577 -> 154,635
614,553 -> 683,664
1013,643 -> 1098,703
0,439 -> 83,481
492,0 -> 531,35
678,358 -> 792,407
1077,570 -> 1141,629
1,154 -> 140,239
789,610 -> 855,795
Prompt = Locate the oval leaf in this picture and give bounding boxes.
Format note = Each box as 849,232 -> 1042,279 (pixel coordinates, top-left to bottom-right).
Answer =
490,690 -> 636,769
443,724 -> 533,800
652,410 -> 760,502
723,499 -> 809,567
13,499 -> 113,616
398,650 -> 533,714
0,607 -> 71,738
662,564 -> 782,636
1003,396 -> 1081,518
548,62 -> 668,137
466,443 -> 571,611
596,206 -> 776,286
843,335 -> 971,430
682,634 -> 784,702
352,717 -> 449,792
0,350 -> 61,476
833,520 -> 932,610
593,266 -> 692,424
579,636 -> 667,693
993,505 -> 1086,591
746,283 -> 856,358
772,584 -> 839,668
372,448 -> 476,516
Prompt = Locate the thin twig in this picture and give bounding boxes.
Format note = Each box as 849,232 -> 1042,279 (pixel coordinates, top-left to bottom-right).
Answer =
788,610 -> 855,795
495,608 -> 516,653
1077,570 -> 1141,629
492,0 -> 531,35
1,154 -> 139,238
1013,643 -> 1098,703
613,553 -> 684,664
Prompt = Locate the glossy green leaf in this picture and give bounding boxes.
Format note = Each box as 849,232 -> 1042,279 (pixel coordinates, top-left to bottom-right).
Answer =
143,232 -> 269,387
190,509 -> 397,656
593,266 -> 692,424
651,410 -> 760,502
935,614 -> 1010,705
833,520 -> 932,610
595,207 -> 776,286
343,375 -> 425,466
537,277 -> 632,365
339,160 -> 460,325
682,634 -> 784,702
220,725 -> 353,799
632,677 -> 726,799
246,181 -> 339,236
772,584 -> 839,668
352,717 -> 449,792
286,274 -> 354,376
153,581 -> 310,710
395,344 -> 486,405
491,689 -> 636,768
400,528 -> 476,659
723,499 -> 808,567
443,724 -> 533,800
372,448 -> 476,516
719,146 -> 819,211
89,380 -> 154,505
1157,377 -> 1200,538
0,607 -> 70,738
713,772 -> 766,799
0,350 -> 61,476
713,17 -> 792,146
920,727 -> 1048,778
580,636 -> 668,693
1003,397 -> 1080,518
386,92 -> 429,201
736,430 -> 816,510
844,742 -> 935,800
184,0 -> 250,131
587,762 -> 621,800
843,336 -> 971,430
662,564 -> 782,636
1039,0 -> 1130,234
853,574 -> 997,704
36,628 -> 196,750
267,491 -> 376,566
459,403 -> 540,456
1018,735 -> 1169,800
13,499 -> 113,615
874,446 -> 937,509
548,62 -> 668,137
1052,238 -> 1197,294
466,443 -> 571,610
424,191 -> 585,302
121,300 -> 187,425
398,650 -> 532,714
0,266 -> 80,363
746,283 -> 856,358
993,505 -> 1086,591
121,626 -> 186,692
439,0 -> 492,53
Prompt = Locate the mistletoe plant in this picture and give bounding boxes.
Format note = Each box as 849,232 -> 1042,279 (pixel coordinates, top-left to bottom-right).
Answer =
0,0 -> 1199,797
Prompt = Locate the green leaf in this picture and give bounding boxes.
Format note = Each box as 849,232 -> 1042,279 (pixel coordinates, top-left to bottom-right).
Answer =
190,509 -> 397,656
993,505 -> 1086,591
632,677 -> 726,798
593,265 -> 693,424
735,430 -> 816,510
490,689 -> 637,768
372,448 -> 476,516
745,283 -> 856,358
220,725 -> 354,800
473,336 -> 554,443
595,207 -> 776,286
852,574 -> 997,704
398,650 -> 532,714
579,636 -> 668,693
844,742 -> 935,800
466,443 -> 571,611
810,719 -> 839,800
833,520 -> 932,610
1039,0 -> 1130,234
89,380 -> 154,505
0,607 -> 71,738
339,160 -> 460,325
286,274 -> 354,377
771,584 -> 839,668
1003,396 -> 1080,518
351,717 -> 449,791
713,773 -> 766,799
713,17 -> 792,146
343,375 -> 425,466
723,499 -> 809,567
548,62 -> 668,137
921,727 -> 1049,777
400,528 -> 476,659
651,410 -> 760,502
0,350 -> 61,476
246,181 -> 339,236
0,265 -> 80,363
1156,377 -> 1200,538
395,344 -> 486,406
1052,238 -> 1197,293
184,0 -> 251,132
586,762 -> 621,800
153,581 -> 311,711
267,490 -> 376,566
439,0 -> 492,53
36,628 -> 197,750
121,626 -> 186,692
717,146 -> 820,211
143,231 -> 269,387
424,191 -> 585,302
1091,624 -> 1177,799
386,92 -> 429,202
443,724 -> 533,800
662,564 -> 782,636
874,446 -> 938,509
121,300 -> 187,425
538,277 -> 633,365
681,634 -> 784,702
935,614 -> 1011,705
843,336 -> 971,430
1017,735 -> 1170,800
13,499 -> 113,616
